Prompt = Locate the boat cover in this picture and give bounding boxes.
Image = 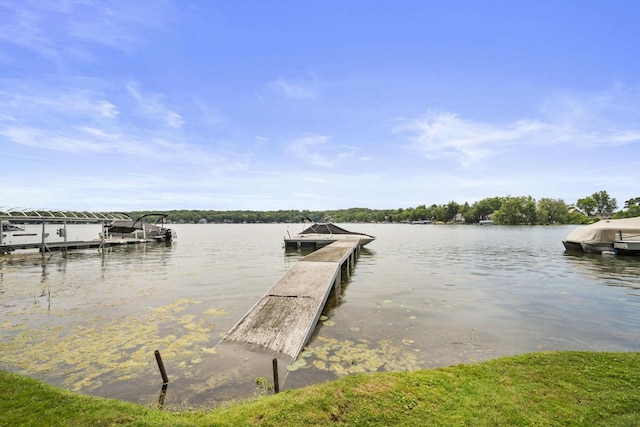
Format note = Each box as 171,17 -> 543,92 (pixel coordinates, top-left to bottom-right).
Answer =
300,223 -> 356,235
300,222 -> 375,238
563,216 -> 640,244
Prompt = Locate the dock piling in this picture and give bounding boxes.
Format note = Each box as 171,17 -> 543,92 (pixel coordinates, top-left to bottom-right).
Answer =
154,350 -> 169,384
272,358 -> 280,393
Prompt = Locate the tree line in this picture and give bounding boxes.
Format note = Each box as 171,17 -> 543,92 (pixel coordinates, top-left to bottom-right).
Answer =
127,190 -> 640,225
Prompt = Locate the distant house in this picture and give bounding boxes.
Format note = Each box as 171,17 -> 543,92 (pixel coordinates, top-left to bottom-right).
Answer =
453,213 -> 465,223
568,206 -> 586,216
567,205 -> 612,220
198,218 -> 208,224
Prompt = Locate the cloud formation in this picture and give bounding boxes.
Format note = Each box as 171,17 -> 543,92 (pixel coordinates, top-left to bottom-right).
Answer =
398,88 -> 640,167
0,0 -> 173,61
0,82 -> 219,167
287,134 -> 334,167
126,84 -> 185,129
267,76 -> 321,101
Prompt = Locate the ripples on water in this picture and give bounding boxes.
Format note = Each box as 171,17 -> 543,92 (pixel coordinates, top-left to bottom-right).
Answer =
1,223 -> 639,406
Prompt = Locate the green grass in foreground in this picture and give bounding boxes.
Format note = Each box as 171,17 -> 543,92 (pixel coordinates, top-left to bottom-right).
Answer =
1,351 -> 639,426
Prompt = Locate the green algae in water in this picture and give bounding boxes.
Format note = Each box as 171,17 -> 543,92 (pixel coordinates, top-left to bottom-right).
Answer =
0,298 -> 226,393
204,307 -> 227,317
291,336 -> 424,376
286,358 -> 307,372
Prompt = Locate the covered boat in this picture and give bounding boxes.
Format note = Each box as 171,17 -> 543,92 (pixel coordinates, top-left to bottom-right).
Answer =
562,216 -> 640,253
1,222 -> 25,232
614,240 -> 640,256
105,213 -> 175,242
284,218 -> 376,249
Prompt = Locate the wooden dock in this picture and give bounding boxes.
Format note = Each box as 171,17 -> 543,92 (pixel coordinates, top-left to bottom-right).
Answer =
0,238 -> 161,254
167,239 -> 365,406
1,210 -> 142,254
222,239 -> 361,359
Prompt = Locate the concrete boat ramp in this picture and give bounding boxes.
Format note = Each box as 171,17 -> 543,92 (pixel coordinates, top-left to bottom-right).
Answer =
168,239 -> 363,406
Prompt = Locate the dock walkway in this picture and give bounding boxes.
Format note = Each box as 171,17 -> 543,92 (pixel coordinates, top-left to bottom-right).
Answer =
0,238 -> 156,254
221,239 -> 360,359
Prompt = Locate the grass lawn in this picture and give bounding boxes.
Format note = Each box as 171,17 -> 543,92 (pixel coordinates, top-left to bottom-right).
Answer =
1,351 -> 639,426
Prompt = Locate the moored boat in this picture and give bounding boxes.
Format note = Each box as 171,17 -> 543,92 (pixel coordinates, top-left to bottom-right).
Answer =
614,240 -> 640,256
104,213 -> 175,242
284,218 -> 375,249
1,222 -> 25,232
562,216 -> 640,253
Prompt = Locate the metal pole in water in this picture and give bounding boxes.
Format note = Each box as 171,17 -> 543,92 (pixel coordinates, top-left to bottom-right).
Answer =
154,350 -> 169,384
272,358 -> 280,393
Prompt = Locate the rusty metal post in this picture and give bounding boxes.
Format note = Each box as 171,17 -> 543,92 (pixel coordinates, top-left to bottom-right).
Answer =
155,350 -> 169,384
272,358 -> 280,393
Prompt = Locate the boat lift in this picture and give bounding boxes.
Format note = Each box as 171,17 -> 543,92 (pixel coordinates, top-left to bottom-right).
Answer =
0,208 -> 131,253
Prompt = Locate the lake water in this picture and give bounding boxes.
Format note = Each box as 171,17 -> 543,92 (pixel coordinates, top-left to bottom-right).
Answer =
1,223 -> 639,408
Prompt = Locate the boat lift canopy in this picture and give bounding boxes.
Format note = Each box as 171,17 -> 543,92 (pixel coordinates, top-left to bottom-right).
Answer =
0,208 -> 131,224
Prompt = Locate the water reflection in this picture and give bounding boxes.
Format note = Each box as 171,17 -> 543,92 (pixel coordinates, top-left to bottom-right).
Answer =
563,251 -> 640,291
1,224 -> 640,409
157,383 -> 168,410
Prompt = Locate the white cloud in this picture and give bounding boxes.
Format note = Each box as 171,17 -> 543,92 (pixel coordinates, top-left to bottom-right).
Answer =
285,133 -> 363,168
126,84 -> 185,129
398,88 -> 640,167
0,0 -> 174,60
287,134 -> 336,168
0,82 -> 229,168
395,111 -> 532,166
302,176 -> 330,184
0,86 -> 120,120
193,97 -> 223,126
0,3 -> 56,59
0,125 -> 144,155
266,75 -> 320,101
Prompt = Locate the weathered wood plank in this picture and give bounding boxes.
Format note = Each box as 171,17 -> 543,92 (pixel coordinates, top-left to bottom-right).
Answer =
221,240 -> 361,359
223,296 -> 319,356
302,239 -> 359,263
269,261 -> 340,299
223,261 -> 340,357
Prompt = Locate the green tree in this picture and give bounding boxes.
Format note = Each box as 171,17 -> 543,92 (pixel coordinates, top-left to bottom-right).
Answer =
613,197 -> 640,219
431,205 -> 446,222
567,211 -> 591,224
444,201 -> 460,223
624,197 -> 640,209
414,204 -> 429,221
466,197 -> 503,223
536,198 -> 569,224
576,196 -> 597,216
591,190 -> 617,216
492,196 -> 536,225
460,202 -> 470,218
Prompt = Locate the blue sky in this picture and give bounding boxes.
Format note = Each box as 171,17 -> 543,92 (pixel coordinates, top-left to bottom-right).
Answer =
1,1 -> 639,212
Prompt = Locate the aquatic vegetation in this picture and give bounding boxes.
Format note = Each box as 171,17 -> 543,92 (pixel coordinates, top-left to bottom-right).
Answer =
290,336 -> 424,376
0,298 -> 226,393
204,307 -> 227,317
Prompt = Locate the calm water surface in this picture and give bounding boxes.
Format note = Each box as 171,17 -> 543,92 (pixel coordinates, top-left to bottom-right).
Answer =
1,223 -> 639,407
